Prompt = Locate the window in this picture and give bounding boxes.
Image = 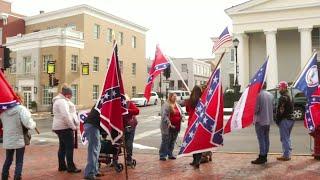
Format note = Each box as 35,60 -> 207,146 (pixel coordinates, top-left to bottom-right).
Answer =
132,63 -> 136,75
93,24 -> 100,39
169,81 -> 174,90
93,57 -> 99,72
118,32 -> 124,45
132,86 -> 136,97
181,64 -> 188,72
71,84 -> 78,104
66,23 -> 76,30
93,85 -> 99,101
23,56 -> 32,74
119,61 -> 123,73
10,58 -> 16,74
43,55 -> 53,72
230,49 -> 235,63
42,85 -> 53,105
229,74 -> 235,88
132,36 -> 137,48
71,55 -> 78,72
107,28 -> 113,43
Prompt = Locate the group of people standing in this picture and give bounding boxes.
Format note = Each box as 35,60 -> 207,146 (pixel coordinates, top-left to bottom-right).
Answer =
252,81 -> 295,164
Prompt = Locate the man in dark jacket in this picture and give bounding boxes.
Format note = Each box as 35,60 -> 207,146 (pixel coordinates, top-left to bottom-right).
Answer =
276,81 -> 294,161
83,106 -> 104,180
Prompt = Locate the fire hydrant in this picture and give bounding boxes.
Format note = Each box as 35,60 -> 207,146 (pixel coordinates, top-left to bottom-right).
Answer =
310,127 -> 320,160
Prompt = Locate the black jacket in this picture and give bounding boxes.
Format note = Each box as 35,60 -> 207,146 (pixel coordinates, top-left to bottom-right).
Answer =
84,107 -> 100,128
276,93 -> 293,123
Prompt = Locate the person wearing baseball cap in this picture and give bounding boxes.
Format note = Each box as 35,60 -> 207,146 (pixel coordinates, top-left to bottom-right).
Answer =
276,81 -> 294,161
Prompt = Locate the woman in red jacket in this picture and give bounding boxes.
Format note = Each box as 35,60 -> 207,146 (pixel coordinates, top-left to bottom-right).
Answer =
185,85 -> 203,168
123,94 -> 140,166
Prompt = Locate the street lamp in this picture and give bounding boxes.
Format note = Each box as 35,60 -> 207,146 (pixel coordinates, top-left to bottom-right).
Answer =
233,38 -> 241,95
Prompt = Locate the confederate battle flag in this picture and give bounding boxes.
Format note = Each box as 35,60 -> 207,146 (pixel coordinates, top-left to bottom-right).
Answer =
95,43 -> 127,144
224,59 -> 268,134
0,70 -> 20,110
178,68 -> 224,157
293,53 -> 320,131
144,45 -> 170,101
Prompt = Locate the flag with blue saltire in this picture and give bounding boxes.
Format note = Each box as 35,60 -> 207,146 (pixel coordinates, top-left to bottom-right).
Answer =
293,53 -> 320,131
178,68 -> 224,157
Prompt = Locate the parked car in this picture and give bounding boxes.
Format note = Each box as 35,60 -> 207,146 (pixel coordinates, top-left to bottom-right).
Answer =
268,88 -> 307,121
168,90 -> 190,106
131,92 -> 159,107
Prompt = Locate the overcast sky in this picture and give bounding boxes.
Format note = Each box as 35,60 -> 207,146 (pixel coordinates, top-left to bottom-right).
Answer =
8,0 -> 248,59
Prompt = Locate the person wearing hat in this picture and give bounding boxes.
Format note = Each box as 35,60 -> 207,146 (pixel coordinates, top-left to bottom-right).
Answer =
276,81 -> 294,161
0,71 -> 37,180
52,84 -> 81,173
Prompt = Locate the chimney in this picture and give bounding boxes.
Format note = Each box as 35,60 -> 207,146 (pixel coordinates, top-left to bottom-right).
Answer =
40,10 -> 45,14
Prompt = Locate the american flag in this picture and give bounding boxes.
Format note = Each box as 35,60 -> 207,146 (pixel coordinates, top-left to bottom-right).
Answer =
293,53 -> 320,131
95,43 -> 127,144
212,27 -> 232,53
224,59 -> 268,134
178,68 -> 224,157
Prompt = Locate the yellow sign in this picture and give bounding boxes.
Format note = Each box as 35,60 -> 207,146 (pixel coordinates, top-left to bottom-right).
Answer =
82,64 -> 89,75
47,62 -> 55,74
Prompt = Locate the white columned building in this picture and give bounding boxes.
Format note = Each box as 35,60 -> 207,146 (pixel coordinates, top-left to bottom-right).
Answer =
226,0 -> 320,90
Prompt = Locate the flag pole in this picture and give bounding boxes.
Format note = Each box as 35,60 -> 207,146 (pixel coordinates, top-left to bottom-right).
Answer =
207,51 -> 226,85
112,37 -> 128,180
166,56 -> 191,93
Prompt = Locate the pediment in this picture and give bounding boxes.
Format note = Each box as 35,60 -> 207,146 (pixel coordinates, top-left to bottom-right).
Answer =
226,0 -> 320,15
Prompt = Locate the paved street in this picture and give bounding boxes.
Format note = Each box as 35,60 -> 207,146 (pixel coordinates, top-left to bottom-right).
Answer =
29,104 -> 313,156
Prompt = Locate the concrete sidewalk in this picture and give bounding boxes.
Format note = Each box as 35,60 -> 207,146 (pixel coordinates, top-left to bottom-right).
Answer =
1,145 -> 320,180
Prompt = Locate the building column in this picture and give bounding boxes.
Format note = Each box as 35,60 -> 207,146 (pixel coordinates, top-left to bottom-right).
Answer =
234,33 -> 249,91
264,30 -> 278,89
299,27 -> 313,69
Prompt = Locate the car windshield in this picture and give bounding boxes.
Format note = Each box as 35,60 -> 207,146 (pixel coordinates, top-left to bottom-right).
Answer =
134,94 -> 144,98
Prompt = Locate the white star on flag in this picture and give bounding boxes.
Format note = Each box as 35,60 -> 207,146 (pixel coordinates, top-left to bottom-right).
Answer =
213,76 -> 218,84
197,106 -> 203,112
112,90 -> 117,97
182,142 -> 187,147
189,131 -> 194,138
121,99 -> 126,106
104,92 -> 110,99
203,116 -> 208,124
200,112 -> 204,118
3,106 -> 7,109
209,89 -> 213,95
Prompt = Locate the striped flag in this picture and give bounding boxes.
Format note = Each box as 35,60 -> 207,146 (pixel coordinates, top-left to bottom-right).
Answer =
224,58 -> 268,134
212,27 -> 232,53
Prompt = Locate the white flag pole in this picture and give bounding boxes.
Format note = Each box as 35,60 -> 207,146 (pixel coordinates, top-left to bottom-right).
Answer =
166,56 -> 191,93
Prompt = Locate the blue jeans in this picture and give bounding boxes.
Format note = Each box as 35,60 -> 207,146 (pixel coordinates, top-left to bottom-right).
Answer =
84,124 -> 101,177
255,124 -> 270,156
279,119 -> 295,158
125,128 -> 135,161
2,147 -> 25,177
159,129 -> 178,158
55,129 -> 75,169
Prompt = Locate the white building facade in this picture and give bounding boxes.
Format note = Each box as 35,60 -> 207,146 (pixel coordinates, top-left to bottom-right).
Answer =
227,0 -> 320,90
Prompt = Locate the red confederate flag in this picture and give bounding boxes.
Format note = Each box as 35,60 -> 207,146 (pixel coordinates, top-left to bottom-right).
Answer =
0,70 -> 20,111
224,59 -> 268,134
178,68 -> 224,157
144,45 -> 170,101
95,43 -> 127,144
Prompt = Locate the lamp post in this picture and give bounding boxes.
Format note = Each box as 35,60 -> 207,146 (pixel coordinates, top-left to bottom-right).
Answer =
233,38 -> 241,95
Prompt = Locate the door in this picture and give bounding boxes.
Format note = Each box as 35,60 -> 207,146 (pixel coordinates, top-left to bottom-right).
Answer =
22,86 -> 33,109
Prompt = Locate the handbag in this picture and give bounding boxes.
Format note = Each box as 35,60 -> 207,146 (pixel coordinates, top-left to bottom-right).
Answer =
21,124 -> 31,145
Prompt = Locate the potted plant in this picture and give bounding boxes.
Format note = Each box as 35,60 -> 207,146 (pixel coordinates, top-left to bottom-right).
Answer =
31,101 -> 37,113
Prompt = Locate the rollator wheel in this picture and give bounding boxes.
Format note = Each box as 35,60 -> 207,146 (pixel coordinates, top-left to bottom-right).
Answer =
115,163 -> 124,173
131,159 -> 137,168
